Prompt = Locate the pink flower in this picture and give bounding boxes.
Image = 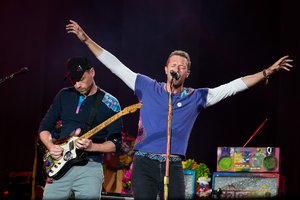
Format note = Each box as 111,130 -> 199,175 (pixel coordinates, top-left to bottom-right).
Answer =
121,163 -> 133,194
123,170 -> 132,182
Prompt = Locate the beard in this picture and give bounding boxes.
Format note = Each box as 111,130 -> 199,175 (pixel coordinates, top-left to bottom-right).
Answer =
76,82 -> 94,96
83,84 -> 94,96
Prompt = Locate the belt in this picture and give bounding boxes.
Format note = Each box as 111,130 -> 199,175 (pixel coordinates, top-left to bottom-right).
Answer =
135,151 -> 182,162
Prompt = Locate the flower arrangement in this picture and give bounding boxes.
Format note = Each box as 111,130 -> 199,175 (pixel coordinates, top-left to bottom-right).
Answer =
102,131 -> 136,194
103,131 -> 136,169
119,132 -> 136,194
119,131 -> 136,156
182,159 -> 211,179
182,159 -> 212,198
121,163 -> 133,194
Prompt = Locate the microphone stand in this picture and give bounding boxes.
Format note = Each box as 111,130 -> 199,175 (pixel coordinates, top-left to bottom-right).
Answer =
0,67 -> 29,85
164,78 -> 174,200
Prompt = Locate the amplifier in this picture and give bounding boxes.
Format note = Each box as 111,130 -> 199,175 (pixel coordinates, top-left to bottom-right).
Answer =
217,147 -> 280,172
212,172 -> 282,199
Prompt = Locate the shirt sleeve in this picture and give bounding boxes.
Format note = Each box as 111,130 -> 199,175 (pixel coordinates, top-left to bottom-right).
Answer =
38,90 -> 62,133
97,49 -> 137,91
134,74 -> 155,100
206,78 -> 248,107
101,92 -> 123,152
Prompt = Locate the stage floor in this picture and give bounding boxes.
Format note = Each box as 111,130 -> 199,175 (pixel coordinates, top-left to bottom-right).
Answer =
101,192 -> 134,200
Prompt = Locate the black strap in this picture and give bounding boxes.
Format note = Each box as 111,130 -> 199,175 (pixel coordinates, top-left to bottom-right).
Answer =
82,88 -> 104,134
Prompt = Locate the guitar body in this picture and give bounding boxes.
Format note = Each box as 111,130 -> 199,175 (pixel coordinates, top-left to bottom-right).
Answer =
43,135 -> 88,180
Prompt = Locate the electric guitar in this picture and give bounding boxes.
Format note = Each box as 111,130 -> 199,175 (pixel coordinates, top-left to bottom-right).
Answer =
43,102 -> 142,180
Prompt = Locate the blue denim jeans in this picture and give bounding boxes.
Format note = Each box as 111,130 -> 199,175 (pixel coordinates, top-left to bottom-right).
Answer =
132,153 -> 185,200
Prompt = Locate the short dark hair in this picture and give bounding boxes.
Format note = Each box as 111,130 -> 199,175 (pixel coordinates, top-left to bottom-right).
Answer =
167,50 -> 191,70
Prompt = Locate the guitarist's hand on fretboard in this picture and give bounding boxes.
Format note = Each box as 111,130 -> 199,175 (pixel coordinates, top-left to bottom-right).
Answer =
74,128 -> 93,151
76,138 -> 93,151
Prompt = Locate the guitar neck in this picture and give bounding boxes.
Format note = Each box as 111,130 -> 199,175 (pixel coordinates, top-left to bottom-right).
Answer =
79,111 -> 124,140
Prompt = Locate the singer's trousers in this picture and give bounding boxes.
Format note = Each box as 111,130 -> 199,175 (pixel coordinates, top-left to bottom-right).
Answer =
132,154 -> 185,200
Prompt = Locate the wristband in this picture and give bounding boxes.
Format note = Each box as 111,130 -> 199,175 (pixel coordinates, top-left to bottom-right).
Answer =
263,70 -> 269,85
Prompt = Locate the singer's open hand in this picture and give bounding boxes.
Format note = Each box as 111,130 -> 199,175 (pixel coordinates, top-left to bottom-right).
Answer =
66,20 -> 89,42
267,55 -> 293,75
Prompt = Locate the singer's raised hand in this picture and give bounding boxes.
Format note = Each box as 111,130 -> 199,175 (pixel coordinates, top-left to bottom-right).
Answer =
66,20 -> 89,42
267,55 -> 293,75
66,20 -> 104,57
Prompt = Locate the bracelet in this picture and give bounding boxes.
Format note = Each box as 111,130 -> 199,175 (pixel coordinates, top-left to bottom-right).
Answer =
263,70 -> 269,85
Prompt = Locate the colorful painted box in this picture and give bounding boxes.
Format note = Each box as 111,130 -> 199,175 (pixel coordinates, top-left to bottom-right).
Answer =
184,169 -> 196,199
212,172 -> 281,199
216,147 -> 280,172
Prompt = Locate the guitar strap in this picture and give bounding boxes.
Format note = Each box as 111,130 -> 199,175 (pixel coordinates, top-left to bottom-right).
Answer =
81,88 -> 104,134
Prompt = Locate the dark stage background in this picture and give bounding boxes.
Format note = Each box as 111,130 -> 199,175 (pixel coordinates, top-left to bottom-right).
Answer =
0,0 -> 299,198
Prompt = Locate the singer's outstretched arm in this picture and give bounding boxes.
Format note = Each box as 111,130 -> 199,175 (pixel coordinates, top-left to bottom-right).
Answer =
66,20 -> 293,91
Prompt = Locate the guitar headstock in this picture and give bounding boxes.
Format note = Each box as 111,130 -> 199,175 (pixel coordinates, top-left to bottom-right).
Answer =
121,102 -> 142,114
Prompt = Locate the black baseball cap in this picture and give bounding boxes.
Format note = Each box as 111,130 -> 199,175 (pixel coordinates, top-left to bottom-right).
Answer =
64,56 -> 91,82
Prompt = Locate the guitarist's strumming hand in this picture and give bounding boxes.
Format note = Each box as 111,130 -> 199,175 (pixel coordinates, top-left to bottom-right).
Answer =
74,128 -> 93,151
49,144 -> 64,160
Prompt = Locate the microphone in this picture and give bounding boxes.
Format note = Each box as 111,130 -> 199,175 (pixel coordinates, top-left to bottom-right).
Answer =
9,67 -> 29,79
170,70 -> 179,80
14,67 -> 29,77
